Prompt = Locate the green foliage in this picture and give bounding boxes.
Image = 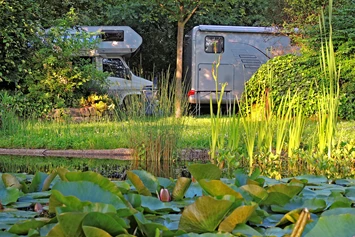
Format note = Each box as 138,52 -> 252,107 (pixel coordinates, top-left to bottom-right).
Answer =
245,51 -> 355,120
21,15 -> 107,117
0,0 -> 41,84
79,94 -> 115,115
2,166 -> 355,236
244,54 -> 321,117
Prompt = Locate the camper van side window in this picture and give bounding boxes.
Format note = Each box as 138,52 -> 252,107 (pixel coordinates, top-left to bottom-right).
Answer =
205,36 -> 224,53
102,30 -> 124,42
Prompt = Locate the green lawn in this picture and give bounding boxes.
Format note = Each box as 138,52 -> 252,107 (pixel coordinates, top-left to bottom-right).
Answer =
0,116 -> 354,150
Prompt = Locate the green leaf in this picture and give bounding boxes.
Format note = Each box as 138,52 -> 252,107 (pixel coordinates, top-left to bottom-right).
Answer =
188,164 -> 221,181
232,224 -> 261,236
82,203 -> 117,213
133,212 -> 173,237
28,172 -> 48,193
294,175 -> 328,185
275,208 -> 302,226
130,170 -> 159,194
184,182 -> 203,198
199,180 -> 243,199
65,171 -> 123,198
112,181 -> 131,194
2,174 -> 22,189
82,226 -> 112,237
141,195 -> 180,213
56,212 -> 86,237
321,208 -> 355,216
47,223 -> 66,237
51,181 -> 127,210
172,177 -> 191,201
305,214 -> 355,237
126,171 -> 152,196
0,231 -> 19,237
263,183 -> 304,205
271,197 -> 326,213
179,196 -> 233,233
57,168 -> 69,181
8,219 -> 48,235
240,184 -> 268,203
0,187 -> 20,206
82,212 -> 127,236
42,171 -> 57,191
218,204 -> 257,232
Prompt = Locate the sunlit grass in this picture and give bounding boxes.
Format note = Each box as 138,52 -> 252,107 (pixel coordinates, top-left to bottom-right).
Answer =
1,117 -> 355,150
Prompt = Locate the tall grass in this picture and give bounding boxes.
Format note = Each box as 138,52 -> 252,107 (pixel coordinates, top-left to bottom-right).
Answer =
0,91 -> 21,135
124,68 -> 188,177
317,0 -> 340,159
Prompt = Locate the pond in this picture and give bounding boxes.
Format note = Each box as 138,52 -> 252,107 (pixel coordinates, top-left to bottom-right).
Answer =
0,155 -> 206,179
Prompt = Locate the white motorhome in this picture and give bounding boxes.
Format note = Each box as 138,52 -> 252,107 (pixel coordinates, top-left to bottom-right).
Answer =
68,26 -> 155,106
184,25 -> 295,114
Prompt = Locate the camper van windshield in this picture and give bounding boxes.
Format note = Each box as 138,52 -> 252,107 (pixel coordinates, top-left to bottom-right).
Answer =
103,58 -> 127,78
205,36 -> 224,53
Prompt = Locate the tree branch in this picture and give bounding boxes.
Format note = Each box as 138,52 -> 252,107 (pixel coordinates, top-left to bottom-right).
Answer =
182,3 -> 200,25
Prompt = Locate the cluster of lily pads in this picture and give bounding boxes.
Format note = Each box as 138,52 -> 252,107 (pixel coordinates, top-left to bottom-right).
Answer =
1,164 -> 355,236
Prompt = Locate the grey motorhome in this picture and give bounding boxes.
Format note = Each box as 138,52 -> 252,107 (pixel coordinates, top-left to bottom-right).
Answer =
184,25 -> 294,113
67,26 -> 154,106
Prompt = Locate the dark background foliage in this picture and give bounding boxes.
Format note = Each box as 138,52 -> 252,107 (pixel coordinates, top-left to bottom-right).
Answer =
1,0 -> 355,118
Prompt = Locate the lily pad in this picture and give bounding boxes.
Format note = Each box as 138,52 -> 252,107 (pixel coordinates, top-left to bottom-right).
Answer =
28,172 -> 48,193
179,196 -> 233,233
82,212 -> 127,235
140,195 -> 180,213
271,197 -> 326,213
134,212 -> 179,237
8,219 -> 48,235
172,177 -> 191,201
0,231 -> 19,237
184,182 -> 203,199
263,183 -> 304,206
53,212 -> 86,237
305,214 -> 355,237
198,180 -> 243,199
321,207 -> 355,216
232,224 -> 261,236
129,170 -> 159,194
82,226 -> 112,237
188,164 -> 221,181
240,184 -> 268,203
218,204 -> 257,232
112,181 -> 131,194
1,174 -> 22,190
126,171 -> 152,196
51,181 -> 127,211
65,171 -> 123,198
0,188 -> 20,206
293,175 -> 328,185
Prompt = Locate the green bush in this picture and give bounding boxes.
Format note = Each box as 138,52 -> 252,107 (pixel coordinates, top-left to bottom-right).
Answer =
243,53 -> 321,117
244,52 -> 355,120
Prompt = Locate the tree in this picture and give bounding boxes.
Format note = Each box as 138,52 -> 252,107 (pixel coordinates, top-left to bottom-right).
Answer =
0,0 -> 41,86
150,0 -> 271,117
156,0 -> 201,118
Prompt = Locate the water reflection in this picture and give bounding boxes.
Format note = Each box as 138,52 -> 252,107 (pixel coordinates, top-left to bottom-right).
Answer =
0,155 -> 207,179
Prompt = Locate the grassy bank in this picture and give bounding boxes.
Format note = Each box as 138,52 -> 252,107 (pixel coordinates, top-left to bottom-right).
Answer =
0,116 -> 212,150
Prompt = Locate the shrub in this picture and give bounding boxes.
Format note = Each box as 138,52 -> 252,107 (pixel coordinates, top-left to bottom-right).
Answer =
244,52 -> 355,120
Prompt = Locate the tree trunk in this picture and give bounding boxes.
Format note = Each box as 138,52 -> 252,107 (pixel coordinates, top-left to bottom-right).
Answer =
175,21 -> 185,118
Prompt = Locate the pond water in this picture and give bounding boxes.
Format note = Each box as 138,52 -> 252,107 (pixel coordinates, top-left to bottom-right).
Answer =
0,155 -> 205,179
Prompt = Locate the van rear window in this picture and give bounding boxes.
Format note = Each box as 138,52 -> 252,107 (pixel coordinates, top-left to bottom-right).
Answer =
205,36 -> 224,53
